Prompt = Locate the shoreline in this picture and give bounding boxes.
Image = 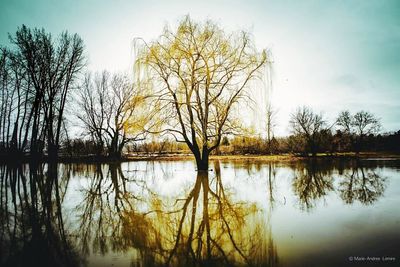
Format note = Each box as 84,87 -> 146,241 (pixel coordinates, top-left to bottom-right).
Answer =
1,152 -> 399,164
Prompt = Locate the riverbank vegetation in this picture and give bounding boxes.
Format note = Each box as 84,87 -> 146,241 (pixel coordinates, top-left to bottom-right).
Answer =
1,18 -> 399,165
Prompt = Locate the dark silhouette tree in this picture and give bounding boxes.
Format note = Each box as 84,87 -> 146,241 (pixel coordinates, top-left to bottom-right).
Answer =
289,106 -> 326,156
336,110 -> 380,153
0,47 -> 34,157
0,25 -> 85,160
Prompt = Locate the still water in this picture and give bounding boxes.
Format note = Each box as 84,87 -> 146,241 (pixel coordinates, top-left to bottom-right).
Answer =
1,159 -> 399,267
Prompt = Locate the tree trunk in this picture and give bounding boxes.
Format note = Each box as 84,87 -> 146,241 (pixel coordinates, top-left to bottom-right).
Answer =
356,135 -> 364,155
108,139 -> 122,160
110,150 -> 122,159
195,147 -> 209,171
309,138 -> 317,157
48,143 -> 58,162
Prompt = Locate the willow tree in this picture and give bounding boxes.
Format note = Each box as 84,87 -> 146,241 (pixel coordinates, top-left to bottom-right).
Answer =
135,16 -> 268,171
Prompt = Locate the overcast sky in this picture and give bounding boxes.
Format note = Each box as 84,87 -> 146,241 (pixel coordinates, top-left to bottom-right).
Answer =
1,0 -> 399,136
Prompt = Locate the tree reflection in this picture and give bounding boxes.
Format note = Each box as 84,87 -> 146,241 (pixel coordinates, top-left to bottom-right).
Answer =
292,159 -> 387,210
0,159 -> 391,267
142,160 -> 278,266
292,160 -> 334,210
164,167 -> 251,266
75,163 -> 145,256
338,160 -> 386,205
267,163 -> 277,210
0,163 -> 81,267
75,161 -> 278,266
74,163 -> 165,264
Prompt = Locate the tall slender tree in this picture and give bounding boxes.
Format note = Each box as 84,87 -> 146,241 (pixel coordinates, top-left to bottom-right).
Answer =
9,25 -> 85,160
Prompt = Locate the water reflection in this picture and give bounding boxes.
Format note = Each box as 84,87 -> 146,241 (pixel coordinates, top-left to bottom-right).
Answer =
76,163 -> 144,256
0,163 -> 81,267
292,160 -> 335,210
267,163 -> 277,210
291,159 -> 387,210
154,161 -> 278,267
338,160 -> 386,205
0,159 -> 397,267
74,161 -> 278,266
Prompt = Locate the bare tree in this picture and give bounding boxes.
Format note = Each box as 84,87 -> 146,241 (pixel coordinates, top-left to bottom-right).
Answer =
265,103 -> 277,153
0,46 -> 35,157
336,110 -> 352,133
0,48 -> 11,153
336,110 -> 380,153
5,25 -> 85,160
134,16 -> 268,170
289,106 -> 326,156
76,71 -> 149,159
352,111 -> 380,137
76,72 -> 107,156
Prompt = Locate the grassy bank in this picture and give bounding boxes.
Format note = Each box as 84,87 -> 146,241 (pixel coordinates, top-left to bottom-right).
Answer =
1,152 -> 399,164
124,152 -> 400,162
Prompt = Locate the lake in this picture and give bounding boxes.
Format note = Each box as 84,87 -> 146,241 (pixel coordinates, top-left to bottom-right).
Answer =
1,158 -> 399,267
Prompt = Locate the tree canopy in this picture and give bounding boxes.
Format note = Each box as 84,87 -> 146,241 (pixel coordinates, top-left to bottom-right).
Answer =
134,16 -> 268,170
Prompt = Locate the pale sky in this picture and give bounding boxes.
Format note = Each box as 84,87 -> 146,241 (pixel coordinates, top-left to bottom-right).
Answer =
1,0 -> 399,136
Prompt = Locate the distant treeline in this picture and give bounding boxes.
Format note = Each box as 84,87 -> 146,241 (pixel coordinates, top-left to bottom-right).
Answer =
61,129 -> 400,157
226,129 -> 400,155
